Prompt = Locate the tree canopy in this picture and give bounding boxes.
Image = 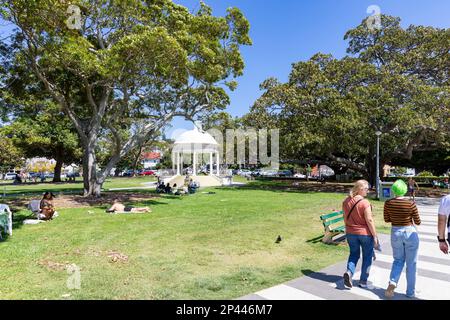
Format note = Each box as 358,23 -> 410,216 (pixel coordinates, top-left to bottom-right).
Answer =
1,0 -> 251,195
246,15 -> 449,181
3,106 -> 82,181
0,129 -> 24,173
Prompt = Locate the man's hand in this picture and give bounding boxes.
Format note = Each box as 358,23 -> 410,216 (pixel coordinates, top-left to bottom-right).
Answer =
439,242 -> 449,255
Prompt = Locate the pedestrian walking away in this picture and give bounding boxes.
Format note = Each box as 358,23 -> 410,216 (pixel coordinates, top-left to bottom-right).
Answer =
384,180 -> 421,299
342,180 -> 379,289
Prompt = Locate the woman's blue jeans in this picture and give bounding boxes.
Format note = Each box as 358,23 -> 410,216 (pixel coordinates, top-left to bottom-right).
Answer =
346,234 -> 374,282
389,226 -> 419,296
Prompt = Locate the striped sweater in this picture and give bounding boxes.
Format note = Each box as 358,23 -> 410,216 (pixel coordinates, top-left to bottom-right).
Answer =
384,198 -> 421,226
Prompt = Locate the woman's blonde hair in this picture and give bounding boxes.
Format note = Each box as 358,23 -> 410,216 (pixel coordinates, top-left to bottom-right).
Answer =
349,180 -> 369,198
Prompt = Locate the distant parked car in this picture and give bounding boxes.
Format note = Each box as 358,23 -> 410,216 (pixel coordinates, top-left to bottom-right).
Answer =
4,172 -> 17,180
278,170 -> 293,177
123,170 -> 141,177
238,169 -> 252,177
251,169 -> 262,177
67,172 -> 80,178
122,170 -> 133,177
140,170 -> 155,176
294,173 -> 306,178
260,169 -> 278,177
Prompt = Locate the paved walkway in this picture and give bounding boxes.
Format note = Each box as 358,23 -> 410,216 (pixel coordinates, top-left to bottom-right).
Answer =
240,197 -> 449,300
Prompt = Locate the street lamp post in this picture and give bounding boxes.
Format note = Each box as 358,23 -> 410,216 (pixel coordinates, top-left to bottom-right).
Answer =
375,131 -> 382,200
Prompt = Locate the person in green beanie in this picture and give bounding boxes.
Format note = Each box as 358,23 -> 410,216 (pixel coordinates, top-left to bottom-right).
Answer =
383,179 -> 422,299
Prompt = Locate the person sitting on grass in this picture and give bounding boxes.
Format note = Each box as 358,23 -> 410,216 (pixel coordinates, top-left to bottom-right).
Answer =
172,183 -> 179,195
156,181 -> 166,193
172,184 -> 185,196
165,183 -> 172,194
188,179 -> 198,194
106,199 -> 152,214
40,192 -> 56,220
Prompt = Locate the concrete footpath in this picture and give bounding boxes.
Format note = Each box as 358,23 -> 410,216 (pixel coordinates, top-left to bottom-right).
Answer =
240,197 -> 449,300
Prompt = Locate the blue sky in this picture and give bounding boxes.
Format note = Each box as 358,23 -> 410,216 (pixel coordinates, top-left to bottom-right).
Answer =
1,1 -> 449,137
168,0 -> 450,136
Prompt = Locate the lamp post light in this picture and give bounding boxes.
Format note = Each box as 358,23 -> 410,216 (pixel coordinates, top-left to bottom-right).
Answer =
375,131 -> 382,200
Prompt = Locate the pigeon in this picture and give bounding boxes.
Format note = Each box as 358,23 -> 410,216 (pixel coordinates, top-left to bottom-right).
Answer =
275,235 -> 282,244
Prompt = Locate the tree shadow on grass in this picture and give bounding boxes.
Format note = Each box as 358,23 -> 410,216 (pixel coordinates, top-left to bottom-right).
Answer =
1,191 -> 179,240
214,181 -> 352,195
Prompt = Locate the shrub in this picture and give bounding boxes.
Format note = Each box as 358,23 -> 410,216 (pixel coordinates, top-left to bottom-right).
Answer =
417,171 -> 434,177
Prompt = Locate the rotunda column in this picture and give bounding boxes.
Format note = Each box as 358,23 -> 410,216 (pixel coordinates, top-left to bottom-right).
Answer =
210,152 -> 213,176
193,151 -> 197,176
216,152 -> 220,176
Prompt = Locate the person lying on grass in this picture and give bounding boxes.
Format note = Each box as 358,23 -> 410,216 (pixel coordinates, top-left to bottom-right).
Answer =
106,199 -> 152,214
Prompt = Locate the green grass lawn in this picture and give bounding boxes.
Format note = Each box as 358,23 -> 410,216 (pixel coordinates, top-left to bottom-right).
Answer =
0,182 -> 391,300
0,177 -> 156,197
231,175 -> 249,184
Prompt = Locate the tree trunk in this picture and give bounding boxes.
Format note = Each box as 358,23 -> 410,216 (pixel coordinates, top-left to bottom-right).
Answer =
53,148 -> 64,183
132,146 -> 143,176
82,141 -> 102,197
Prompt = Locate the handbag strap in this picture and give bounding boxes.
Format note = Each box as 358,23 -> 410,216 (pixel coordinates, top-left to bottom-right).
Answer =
347,198 -> 364,224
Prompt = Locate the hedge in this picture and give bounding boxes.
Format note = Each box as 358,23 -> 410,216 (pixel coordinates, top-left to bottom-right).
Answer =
382,176 -> 449,184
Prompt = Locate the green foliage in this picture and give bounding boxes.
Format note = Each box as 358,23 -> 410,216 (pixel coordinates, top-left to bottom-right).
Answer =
417,171 -> 434,177
0,0 -> 251,195
392,167 -> 408,176
246,15 -> 449,181
4,110 -> 82,163
0,130 -> 24,172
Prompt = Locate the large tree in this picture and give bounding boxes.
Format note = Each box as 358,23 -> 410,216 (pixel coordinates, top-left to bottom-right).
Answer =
1,0 -> 251,196
4,108 -> 82,182
0,129 -> 24,175
246,15 -> 449,184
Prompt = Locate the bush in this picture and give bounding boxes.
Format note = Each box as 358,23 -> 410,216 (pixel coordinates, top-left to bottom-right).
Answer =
417,171 -> 434,177
279,163 -> 295,171
382,176 -> 447,185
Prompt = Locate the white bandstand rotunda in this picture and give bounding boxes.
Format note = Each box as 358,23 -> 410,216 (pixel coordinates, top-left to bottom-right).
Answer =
165,123 -> 231,188
172,123 -> 220,176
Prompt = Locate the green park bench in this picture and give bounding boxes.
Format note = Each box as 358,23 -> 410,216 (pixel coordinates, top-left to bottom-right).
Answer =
320,210 -> 345,244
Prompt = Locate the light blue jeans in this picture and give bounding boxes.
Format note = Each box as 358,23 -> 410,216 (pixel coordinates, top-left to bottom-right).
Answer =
389,226 -> 420,296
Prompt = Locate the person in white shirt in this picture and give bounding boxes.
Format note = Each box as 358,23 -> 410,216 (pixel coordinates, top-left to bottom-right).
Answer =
437,194 -> 450,254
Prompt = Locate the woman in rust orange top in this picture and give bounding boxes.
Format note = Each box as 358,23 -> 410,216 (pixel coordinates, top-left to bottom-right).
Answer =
342,180 -> 379,288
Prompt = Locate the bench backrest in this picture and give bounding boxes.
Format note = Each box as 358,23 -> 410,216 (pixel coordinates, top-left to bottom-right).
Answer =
28,200 -> 41,213
320,211 -> 344,227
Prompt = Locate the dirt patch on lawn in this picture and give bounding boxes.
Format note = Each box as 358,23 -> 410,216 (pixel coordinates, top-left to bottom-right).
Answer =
7,192 -> 161,209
